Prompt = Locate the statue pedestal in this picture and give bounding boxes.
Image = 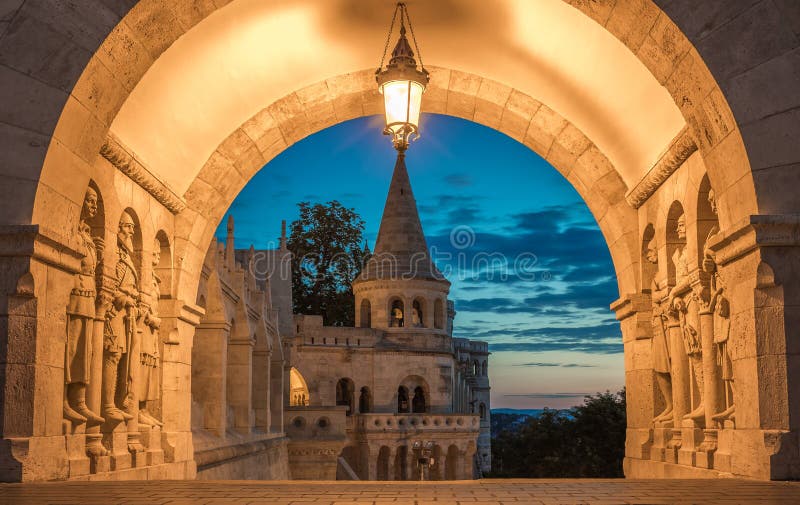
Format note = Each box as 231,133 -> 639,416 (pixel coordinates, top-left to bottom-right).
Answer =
64,429 -> 90,478
695,429 -> 718,469
90,455 -> 111,474
106,431 -> 131,471
678,421 -> 704,467
650,427 -> 672,462
140,426 -> 164,466
665,428 -> 682,464
714,426 -> 734,472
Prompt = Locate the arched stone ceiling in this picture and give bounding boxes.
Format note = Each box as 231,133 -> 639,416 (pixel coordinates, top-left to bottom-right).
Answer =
109,0 -> 685,195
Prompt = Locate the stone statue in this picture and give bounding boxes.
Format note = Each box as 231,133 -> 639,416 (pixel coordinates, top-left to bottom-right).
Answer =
102,211 -> 138,424
393,307 -> 404,327
668,214 -> 705,423
703,189 -> 735,423
64,188 -> 105,425
138,242 -> 163,428
645,239 -> 673,424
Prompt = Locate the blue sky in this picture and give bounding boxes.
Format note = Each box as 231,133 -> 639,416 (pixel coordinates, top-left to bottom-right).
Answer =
216,113 -> 623,410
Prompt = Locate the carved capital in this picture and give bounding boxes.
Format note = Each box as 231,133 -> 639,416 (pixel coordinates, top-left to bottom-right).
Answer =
625,127 -> 698,209
100,134 -> 187,214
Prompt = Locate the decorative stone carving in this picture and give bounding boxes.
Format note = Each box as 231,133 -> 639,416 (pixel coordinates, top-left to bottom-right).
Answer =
625,128 -> 698,209
64,187 -> 105,426
138,241 -> 163,428
99,134 -> 187,215
645,239 -> 673,425
102,211 -> 138,429
668,214 -> 705,424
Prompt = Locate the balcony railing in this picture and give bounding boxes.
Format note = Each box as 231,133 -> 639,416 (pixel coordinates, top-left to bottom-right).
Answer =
354,413 -> 480,433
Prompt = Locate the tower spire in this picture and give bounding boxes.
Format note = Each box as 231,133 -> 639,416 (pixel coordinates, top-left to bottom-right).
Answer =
355,153 -> 446,283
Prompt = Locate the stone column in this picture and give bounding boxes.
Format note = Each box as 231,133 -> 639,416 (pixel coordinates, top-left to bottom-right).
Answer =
696,304 -> 721,467
226,335 -> 255,434
666,312 -> 689,463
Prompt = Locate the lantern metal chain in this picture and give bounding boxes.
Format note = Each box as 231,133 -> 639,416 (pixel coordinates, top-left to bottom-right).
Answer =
402,4 -> 426,72
377,3 -> 402,72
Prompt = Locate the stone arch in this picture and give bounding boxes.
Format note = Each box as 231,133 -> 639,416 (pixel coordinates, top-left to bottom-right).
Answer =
359,298 -> 371,328
335,377 -> 355,416
153,229 -> 172,298
388,297 -> 405,328
397,385 -> 409,414
434,298 -> 445,330
641,222 -> 657,293
445,444 -> 460,480
376,446 -> 390,481
664,201 -> 686,287
411,297 -> 425,328
358,386 -> 372,414
289,367 -> 309,407
2,0 -> 800,483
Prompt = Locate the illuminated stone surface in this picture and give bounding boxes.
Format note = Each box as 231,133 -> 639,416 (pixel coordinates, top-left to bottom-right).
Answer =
2,0 -> 800,483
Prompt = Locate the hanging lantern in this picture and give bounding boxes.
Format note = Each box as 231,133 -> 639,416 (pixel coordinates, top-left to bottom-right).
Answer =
376,3 -> 429,153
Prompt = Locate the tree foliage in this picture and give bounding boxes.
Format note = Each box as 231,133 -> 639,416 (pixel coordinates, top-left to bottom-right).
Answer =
287,201 -> 369,326
489,389 -> 626,478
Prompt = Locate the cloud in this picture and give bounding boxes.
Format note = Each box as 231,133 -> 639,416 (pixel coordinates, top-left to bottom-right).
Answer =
513,362 -> 597,368
489,340 -> 622,355
443,173 -> 473,188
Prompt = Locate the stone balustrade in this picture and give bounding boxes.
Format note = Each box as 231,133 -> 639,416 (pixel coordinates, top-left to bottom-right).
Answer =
354,413 -> 480,434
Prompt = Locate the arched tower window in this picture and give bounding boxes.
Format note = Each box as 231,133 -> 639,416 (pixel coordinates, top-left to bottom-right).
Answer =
397,386 -> 409,413
336,378 -> 355,416
412,386 -> 426,413
360,299 -> 372,328
482,360 -> 488,376
479,402 -> 486,420
390,298 -> 405,327
412,298 -> 425,328
434,299 -> 444,329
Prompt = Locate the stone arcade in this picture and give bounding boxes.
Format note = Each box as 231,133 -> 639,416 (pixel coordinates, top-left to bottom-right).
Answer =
1,0 -> 800,484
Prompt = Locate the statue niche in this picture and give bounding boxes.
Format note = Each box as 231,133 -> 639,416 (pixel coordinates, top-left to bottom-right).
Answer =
64,187 -> 105,426
703,189 -> 734,425
137,240 -> 164,427
668,213 -> 705,425
102,211 -> 138,430
644,235 -> 673,425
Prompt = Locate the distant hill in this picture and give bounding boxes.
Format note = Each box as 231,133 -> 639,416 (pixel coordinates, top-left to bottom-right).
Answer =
491,408 -> 546,417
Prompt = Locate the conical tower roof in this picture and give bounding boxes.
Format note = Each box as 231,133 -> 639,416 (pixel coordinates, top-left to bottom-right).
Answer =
355,154 -> 447,284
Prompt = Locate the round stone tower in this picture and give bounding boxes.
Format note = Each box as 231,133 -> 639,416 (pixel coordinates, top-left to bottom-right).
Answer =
352,153 -> 450,333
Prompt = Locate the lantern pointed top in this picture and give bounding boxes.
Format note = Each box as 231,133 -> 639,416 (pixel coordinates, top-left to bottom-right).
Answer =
376,2 -> 430,152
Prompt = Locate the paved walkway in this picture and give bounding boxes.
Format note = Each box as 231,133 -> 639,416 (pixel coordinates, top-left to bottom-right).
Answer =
3,479 -> 800,505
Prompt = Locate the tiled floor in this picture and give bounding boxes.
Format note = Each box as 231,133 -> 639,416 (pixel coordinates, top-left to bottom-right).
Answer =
2,479 -> 800,505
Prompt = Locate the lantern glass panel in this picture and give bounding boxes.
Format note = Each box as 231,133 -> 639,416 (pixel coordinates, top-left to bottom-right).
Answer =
380,79 -> 424,134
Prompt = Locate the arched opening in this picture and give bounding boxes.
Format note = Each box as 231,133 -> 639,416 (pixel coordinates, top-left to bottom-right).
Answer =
358,386 -> 372,414
377,446 -> 391,481
336,378 -> 355,416
434,299 -> 445,330
4,0 -> 798,484
397,386 -> 409,414
359,299 -> 371,328
394,446 -> 408,481
445,445 -> 460,480
411,299 -> 425,328
290,367 -> 310,406
412,386 -> 427,414
389,298 -> 405,328
481,361 -> 488,377
479,403 -> 487,420
339,446 -> 361,480
431,445 -> 443,481
473,361 -> 480,376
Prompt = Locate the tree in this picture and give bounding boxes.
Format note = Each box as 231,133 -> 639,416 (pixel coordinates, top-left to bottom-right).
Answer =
489,388 -> 626,478
287,201 -> 370,326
